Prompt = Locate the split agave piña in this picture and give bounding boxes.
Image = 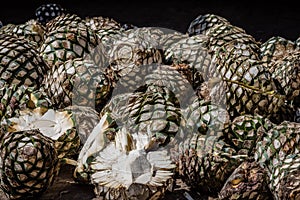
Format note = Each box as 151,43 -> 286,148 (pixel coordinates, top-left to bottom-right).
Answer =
5,107 -> 80,159
75,113 -> 176,200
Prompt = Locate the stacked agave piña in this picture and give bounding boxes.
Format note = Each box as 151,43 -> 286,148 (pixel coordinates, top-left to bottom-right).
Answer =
0,31 -> 60,198
185,14 -> 289,123
39,13 -> 99,68
1,6 -> 300,200
219,120 -> 300,200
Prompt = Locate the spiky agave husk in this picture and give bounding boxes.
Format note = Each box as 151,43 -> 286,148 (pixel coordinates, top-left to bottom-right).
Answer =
209,42 -> 287,122
103,26 -> 176,52
0,129 -> 59,199
40,17 -> 98,68
0,84 -> 51,122
0,24 -> 16,35
45,13 -> 83,33
218,160 -> 272,200
177,133 -> 247,194
187,13 -> 230,36
0,34 -> 49,89
10,19 -> 46,49
260,36 -> 296,64
183,97 -> 230,137
102,84 -> 183,149
5,107 -> 80,159
222,114 -> 274,156
85,16 -> 121,41
112,63 -> 194,107
254,121 -> 300,199
164,34 -> 213,89
103,28 -> 164,78
64,105 -> 100,146
269,51 -> 300,101
75,117 -> 175,200
42,58 -> 113,111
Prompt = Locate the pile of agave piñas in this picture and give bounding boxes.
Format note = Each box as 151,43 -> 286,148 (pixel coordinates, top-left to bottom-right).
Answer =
0,3 -> 300,200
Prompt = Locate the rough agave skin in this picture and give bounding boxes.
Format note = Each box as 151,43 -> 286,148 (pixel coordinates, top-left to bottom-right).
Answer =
222,114 -> 274,156
187,13 -> 230,36
164,34 -> 213,89
101,84 -> 183,149
182,97 -> 230,137
0,84 -> 51,122
254,121 -> 300,199
206,24 -> 288,123
85,16 -> 121,41
40,14 -> 99,68
218,160 -> 272,200
45,13 -> 82,33
219,121 -> 300,200
112,63 -> 195,108
3,19 -> 46,49
0,34 -> 49,89
270,51 -> 300,102
177,133 -> 247,195
42,58 -> 113,111
0,129 -> 59,199
260,36 -> 297,64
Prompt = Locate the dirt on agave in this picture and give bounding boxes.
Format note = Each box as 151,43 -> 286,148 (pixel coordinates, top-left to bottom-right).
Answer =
0,164 -> 212,200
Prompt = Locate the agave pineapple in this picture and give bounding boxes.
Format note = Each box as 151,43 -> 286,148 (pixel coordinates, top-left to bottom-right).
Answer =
0,19 -> 45,49
254,121 -> 300,199
42,58 -> 113,111
40,14 -> 99,68
218,160 -> 272,200
85,16 -> 121,41
0,33 -> 49,89
260,36 -> 296,64
187,13 -> 230,36
0,129 -> 59,199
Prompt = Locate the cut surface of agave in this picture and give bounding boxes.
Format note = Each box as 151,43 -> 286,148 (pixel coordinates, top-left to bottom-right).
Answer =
76,121 -> 175,200
5,108 -> 80,159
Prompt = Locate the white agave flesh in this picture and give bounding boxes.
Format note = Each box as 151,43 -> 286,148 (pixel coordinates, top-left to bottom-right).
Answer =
89,127 -> 175,191
76,113 -> 111,172
6,108 -> 74,140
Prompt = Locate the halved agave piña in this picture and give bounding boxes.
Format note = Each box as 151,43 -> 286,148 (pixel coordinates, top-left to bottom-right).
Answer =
5,107 -> 80,159
74,113 -> 176,200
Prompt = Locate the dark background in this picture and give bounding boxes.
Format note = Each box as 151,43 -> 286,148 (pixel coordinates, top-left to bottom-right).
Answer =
1,0 -> 300,42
